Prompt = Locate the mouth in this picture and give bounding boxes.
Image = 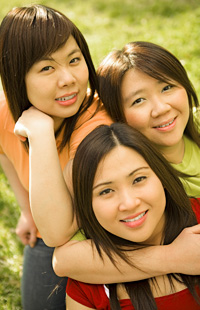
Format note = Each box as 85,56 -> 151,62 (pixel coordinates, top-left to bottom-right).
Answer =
154,118 -> 175,129
55,94 -> 77,101
121,211 -> 148,223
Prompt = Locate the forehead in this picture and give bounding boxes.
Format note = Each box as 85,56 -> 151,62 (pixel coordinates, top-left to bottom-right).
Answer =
50,35 -> 80,57
122,69 -> 156,90
94,145 -> 149,181
28,35 -> 80,70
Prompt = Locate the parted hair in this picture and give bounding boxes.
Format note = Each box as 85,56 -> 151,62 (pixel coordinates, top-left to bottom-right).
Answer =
72,123 -> 200,310
0,4 -> 98,151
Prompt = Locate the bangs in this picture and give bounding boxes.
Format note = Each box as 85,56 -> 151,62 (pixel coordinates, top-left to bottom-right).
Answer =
124,42 -> 186,86
5,6 -> 74,72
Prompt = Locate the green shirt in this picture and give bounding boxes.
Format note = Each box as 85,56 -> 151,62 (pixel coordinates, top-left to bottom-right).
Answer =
71,229 -> 86,241
171,135 -> 200,197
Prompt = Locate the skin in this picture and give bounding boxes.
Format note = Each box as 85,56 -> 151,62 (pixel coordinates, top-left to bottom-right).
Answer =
93,146 -> 166,245
25,35 -> 89,131
121,69 -> 190,164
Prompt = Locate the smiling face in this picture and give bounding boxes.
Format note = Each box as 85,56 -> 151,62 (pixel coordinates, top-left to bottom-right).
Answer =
25,36 -> 89,130
92,145 -> 166,245
121,69 -> 190,161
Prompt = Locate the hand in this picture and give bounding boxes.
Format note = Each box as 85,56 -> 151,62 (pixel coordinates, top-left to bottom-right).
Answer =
14,106 -> 54,141
16,210 -> 37,248
166,224 -> 200,275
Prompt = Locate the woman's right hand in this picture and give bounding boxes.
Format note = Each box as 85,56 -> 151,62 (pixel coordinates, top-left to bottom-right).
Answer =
166,224 -> 200,275
16,209 -> 37,248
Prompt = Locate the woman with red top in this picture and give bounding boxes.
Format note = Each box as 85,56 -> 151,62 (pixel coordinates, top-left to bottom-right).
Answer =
65,123 -> 200,309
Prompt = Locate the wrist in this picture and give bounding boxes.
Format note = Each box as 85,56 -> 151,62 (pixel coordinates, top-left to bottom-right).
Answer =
160,244 -> 177,274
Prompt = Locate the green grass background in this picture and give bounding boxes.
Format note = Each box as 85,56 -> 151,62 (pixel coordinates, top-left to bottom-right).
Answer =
0,0 -> 200,308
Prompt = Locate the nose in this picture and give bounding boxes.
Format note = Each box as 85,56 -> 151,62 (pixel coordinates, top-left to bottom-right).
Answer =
118,188 -> 141,212
151,94 -> 171,118
57,67 -> 76,88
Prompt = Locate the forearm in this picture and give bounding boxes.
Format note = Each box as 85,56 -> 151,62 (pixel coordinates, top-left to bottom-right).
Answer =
28,129 -> 77,246
14,108 -> 78,246
53,224 -> 200,284
0,154 -> 30,211
53,240 -> 173,283
0,154 -> 38,246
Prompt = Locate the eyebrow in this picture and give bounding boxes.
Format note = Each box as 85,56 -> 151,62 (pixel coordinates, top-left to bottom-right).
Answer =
39,48 -> 81,62
93,166 -> 149,190
123,80 -> 165,104
123,89 -> 145,104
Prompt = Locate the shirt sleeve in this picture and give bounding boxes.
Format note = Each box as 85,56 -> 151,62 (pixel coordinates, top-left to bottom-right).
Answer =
66,278 -> 96,308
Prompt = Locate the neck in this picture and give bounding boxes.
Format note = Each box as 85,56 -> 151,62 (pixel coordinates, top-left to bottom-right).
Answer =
53,117 -> 64,132
156,138 -> 185,164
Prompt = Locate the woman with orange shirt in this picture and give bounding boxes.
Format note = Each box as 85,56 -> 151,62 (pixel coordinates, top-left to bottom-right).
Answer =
0,4 -> 111,310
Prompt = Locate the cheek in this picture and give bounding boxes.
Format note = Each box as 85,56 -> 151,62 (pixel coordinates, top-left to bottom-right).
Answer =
80,64 -> 89,86
175,90 -> 189,114
25,76 -> 41,103
155,184 -> 166,213
124,109 -> 148,130
93,201 -> 114,228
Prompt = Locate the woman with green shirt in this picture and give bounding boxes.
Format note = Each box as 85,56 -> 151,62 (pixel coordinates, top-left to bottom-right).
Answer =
97,41 -> 200,198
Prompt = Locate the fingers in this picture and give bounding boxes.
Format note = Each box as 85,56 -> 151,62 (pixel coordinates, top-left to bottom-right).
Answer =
14,121 -> 28,139
16,230 -> 30,245
17,135 -> 27,142
29,230 -> 37,248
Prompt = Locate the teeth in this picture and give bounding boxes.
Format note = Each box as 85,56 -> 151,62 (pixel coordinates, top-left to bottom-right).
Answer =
122,212 -> 146,222
157,119 -> 174,128
56,94 -> 76,101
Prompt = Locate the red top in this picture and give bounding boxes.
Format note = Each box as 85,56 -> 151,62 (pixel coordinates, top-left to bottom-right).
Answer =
66,198 -> 200,309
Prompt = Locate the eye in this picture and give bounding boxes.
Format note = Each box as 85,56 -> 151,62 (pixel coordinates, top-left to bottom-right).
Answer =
99,188 -> 113,196
162,84 -> 173,92
132,98 -> 145,106
41,66 -> 54,72
70,57 -> 80,64
133,176 -> 146,184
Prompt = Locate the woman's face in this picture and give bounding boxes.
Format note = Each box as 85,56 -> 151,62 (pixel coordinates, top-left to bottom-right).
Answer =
121,69 -> 189,158
25,36 -> 89,129
92,145 -> 166,245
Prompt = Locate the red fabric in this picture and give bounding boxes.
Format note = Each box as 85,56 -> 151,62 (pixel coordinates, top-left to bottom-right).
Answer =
66,198 -> 200,309
191,198 -> 200,221
66,279 -> 200,309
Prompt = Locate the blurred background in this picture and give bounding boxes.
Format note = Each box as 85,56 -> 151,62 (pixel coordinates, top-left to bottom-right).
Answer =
0,0 -> 200,308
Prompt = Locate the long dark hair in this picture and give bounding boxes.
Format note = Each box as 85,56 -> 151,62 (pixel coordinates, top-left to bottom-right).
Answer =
0,4 -> 98,151
97,41 -> 200,148
72,123 -> 200,309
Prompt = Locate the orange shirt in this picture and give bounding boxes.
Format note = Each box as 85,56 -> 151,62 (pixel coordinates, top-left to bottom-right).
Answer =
0,91 -> 112,236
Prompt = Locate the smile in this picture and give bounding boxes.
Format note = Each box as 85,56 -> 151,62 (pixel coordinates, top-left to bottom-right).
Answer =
55,94 -> 76,101
121,211 -> 146,223
156,118 -> 175,128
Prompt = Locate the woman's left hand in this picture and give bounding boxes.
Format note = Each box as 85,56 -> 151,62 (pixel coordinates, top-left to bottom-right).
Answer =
14,106 -> 54,141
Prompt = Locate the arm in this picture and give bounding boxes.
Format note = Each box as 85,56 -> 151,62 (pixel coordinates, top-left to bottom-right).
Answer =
14,107 -> 78,247
0,154 -> 37,247
53,224 -> 200,283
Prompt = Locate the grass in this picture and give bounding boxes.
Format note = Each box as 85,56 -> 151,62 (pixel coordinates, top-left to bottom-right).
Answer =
0,166 -> 23,309
0,0 -> 200,308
